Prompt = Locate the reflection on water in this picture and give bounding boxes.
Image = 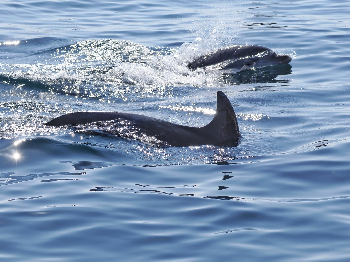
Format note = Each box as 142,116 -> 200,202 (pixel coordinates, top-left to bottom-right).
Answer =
12,151 -> 21,161
0,40 -> 20,46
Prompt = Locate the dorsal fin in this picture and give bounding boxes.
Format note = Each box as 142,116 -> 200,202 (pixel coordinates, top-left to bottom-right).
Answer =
201,91 -> 240,146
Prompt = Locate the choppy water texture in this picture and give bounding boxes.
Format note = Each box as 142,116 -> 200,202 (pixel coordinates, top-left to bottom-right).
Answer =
1,0 -> 350,261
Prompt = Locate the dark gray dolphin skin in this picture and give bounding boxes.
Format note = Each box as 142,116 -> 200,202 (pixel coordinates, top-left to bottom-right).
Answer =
46,91 -> 240,147
188,45 -> 292,70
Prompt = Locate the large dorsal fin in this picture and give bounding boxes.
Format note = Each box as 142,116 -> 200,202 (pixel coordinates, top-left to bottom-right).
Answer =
201,91 -> 240,146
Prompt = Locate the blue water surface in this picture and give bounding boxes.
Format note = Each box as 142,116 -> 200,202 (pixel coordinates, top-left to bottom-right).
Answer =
1,0 -> 350,261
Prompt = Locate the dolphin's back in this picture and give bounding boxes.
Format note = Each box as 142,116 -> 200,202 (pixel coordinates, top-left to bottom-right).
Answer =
46,112 -> 124,126
188,45 -> 269,70
45,91 -> 240,147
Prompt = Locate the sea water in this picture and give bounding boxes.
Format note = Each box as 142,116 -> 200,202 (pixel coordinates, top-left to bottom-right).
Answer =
1,0 -> 350,261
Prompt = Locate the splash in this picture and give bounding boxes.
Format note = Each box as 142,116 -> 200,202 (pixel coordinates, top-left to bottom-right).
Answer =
0,39 -> 230,101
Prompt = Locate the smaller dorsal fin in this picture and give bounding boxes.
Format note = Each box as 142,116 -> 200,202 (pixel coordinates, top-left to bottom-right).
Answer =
201,91 -> 240,146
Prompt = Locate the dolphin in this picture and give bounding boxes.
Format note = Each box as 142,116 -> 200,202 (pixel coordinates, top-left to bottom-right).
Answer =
188,45 -> 292,71
45,91 -> 240,147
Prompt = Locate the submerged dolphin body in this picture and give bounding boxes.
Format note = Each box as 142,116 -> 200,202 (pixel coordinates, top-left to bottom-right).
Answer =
46,91 -> 240,147
188,45 -> 292,71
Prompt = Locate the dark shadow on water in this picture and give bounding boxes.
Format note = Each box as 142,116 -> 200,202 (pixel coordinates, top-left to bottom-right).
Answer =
221,64 -> 292,85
